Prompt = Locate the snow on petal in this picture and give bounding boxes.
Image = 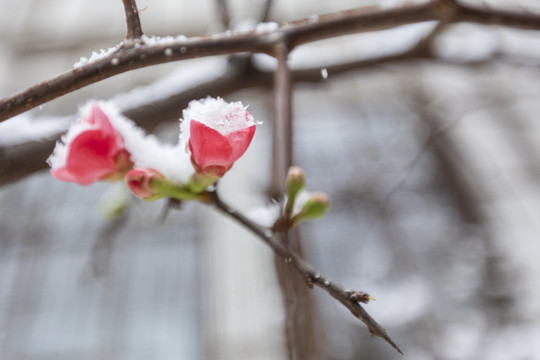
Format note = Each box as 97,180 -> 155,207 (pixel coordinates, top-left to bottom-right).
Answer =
47,103 -> 132,185
180,97 -> 259,178
96,101 -> 194,184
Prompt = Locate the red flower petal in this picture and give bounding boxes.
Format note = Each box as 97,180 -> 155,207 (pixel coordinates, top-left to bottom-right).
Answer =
189,120 -> 233,171
125,168 -> 161,199
64,129 -> 119,185
87,103 -> 115,136
50,167 -> 78,183
226,125 -> 256,162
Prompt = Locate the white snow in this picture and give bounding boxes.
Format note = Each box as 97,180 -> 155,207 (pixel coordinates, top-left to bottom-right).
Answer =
0,114 -> 72,146
74,44 -> 121,68
320,67 -> 328,79
232,20 -> 279,35
72,34 -> 188,68
255,22 -> 279,34
179,97 -> 259,144
247,201 -> 281,228
96,102 -> 194,184
141,34 -> 187,46
48,102 -> 194,184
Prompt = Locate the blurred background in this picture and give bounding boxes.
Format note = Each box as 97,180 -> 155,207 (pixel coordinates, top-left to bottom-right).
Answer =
2,0 -> 540,359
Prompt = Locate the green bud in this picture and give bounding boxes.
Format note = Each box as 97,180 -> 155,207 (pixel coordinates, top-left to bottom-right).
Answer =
291,192 -> 329,224
188,172 -> 221,194
285,166 -> 306,218
153,177 -> 209,202
286,166 -> 306,198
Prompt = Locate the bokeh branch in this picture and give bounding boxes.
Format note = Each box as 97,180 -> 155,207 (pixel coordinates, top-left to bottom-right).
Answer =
270,39 -> 320,359
208,190 -> 403,354
215,0 -> 232,30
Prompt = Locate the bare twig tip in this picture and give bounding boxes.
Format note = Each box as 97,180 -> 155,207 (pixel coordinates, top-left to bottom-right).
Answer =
350,291 -> 372,304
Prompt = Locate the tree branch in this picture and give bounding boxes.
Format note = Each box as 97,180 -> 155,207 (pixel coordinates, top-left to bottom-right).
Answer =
122,0 -> 143,40
3,0 -> 540,122
456,1 -> 540,29
0,2 -> 439,123
271,40 -> 292,197
270,39 -> 320,359
207,190 -> 403,354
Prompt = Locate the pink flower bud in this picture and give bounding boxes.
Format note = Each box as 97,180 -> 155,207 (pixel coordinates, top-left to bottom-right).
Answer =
125,168 -> 163,200
182,97 -> 257,178
47,103 -> 133,185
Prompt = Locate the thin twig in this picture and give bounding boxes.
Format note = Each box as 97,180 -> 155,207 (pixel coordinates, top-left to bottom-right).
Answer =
122,0 -> 143,40
208,190 -> 403,354
271,40 -> 293,197
215,0 -> 231,30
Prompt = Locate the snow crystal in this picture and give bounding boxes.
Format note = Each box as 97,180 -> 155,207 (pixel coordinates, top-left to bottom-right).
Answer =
141,34 -> 187,46
247,201 -> 281,228
179,97 -> 259,145
73,35 -> 188,68
321,68 -> 328,79
255,22 -> 279,34
74,44 -> 121,68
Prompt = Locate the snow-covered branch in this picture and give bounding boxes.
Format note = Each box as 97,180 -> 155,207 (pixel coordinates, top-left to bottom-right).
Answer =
2,0 -> 540,122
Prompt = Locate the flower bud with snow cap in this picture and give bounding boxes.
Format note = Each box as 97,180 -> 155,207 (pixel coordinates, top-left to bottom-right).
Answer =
180,97 -> 259,193
47,103 -> 133,185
